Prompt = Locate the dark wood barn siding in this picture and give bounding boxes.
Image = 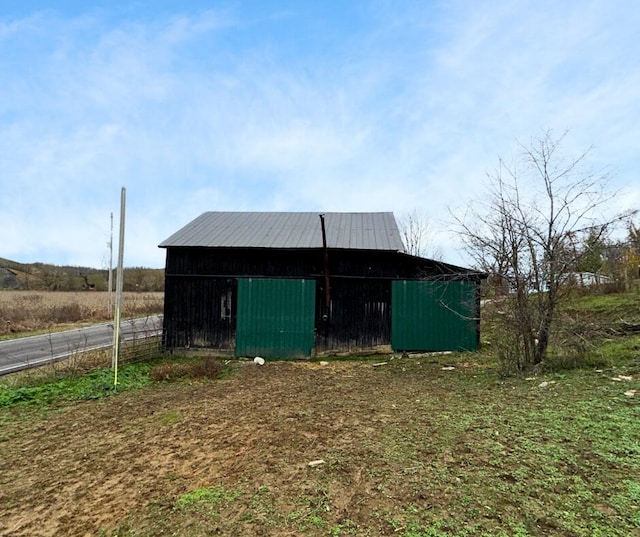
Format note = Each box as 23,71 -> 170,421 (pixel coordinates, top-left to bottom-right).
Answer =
316,278 -> 391,350
165,247 -> 317,278
163,276 -> 236,349
162,247 -> 482,353
164,247 -> 459,280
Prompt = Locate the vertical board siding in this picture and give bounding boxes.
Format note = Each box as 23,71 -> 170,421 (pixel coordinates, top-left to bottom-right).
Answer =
236,278 -> 315,358
163,249 -> 483,355
316,278 -> 391,350
163,277 -> 236,349
391,280 -> 479,352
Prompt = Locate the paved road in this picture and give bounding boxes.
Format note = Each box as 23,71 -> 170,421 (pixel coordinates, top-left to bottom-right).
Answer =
0,315 -> 163,376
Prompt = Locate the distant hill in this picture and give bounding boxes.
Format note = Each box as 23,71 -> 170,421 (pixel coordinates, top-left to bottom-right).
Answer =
0,257 -> 164,292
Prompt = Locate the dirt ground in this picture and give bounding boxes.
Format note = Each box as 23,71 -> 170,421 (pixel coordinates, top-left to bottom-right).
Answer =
1,358 -> 448,537
2,356 -> 638,537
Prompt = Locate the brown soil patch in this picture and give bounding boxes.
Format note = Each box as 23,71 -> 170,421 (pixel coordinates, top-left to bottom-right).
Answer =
1,359 -> 445,536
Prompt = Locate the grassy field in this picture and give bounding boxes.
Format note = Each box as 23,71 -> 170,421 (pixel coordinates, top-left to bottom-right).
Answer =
0,291 -> 163,337
0,292 -> 639,536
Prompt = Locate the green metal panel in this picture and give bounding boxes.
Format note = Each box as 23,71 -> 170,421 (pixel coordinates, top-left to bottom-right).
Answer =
391,280 -> 478,352
236,278 -> 316,358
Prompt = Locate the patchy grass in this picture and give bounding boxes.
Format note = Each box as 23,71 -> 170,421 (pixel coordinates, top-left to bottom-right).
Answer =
481,290 -> 640,374
0,363 -> 152,409
175,485 -> 242,513
1,354 -> 639,537
564,291 -> 640,317
0,355 -> 233,410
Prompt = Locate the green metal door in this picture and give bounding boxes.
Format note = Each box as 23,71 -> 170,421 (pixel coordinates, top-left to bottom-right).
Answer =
236,278 -> 316,358
391,280 -> 478,352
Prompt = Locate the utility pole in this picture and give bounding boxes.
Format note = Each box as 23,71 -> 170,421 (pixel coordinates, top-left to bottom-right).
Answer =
108,212 -> 113,314
112,188 -> 126,384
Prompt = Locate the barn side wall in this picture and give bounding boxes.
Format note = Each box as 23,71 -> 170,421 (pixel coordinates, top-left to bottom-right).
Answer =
162,247 -> 482,354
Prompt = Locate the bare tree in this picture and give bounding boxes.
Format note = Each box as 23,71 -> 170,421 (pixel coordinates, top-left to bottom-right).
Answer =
454,131 -> 634,370
399,209 -> 442,259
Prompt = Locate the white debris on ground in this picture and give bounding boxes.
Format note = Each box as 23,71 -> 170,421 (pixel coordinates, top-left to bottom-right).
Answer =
538,380 -> 556,388
611,375 -> 633,381
253,357 -> 265,366
607,375 -> 636,397
307,459 -> 325,467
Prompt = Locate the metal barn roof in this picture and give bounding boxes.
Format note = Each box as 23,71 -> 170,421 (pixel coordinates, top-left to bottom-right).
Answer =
159,211 -> 405,251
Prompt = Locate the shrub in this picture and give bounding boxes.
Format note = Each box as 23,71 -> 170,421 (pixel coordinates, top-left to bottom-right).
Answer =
149,357 -> 224,382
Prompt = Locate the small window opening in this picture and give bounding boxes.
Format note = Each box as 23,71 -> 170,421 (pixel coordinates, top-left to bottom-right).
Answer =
221,290 -> 232,319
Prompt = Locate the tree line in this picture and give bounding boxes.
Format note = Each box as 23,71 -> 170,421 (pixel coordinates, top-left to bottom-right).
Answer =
0,261 -> 164,292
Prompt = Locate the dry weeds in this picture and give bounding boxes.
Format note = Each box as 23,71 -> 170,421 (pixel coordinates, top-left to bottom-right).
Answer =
0,291 -> 163,336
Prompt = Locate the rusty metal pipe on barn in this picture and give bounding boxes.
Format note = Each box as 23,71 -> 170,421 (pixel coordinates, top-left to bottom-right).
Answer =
319,214 -> 331,313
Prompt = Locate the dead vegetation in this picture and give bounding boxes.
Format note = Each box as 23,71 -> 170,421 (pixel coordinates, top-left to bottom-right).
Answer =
0,291 -> 163,336
149,356 -> 225,382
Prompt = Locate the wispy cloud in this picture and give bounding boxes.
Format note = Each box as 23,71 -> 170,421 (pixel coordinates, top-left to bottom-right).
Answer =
1,1 -> 639,267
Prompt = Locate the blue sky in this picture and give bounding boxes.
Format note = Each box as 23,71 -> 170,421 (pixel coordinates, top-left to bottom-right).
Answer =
1,1 -> 639,269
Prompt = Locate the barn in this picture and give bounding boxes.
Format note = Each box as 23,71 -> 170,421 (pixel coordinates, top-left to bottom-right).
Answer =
159,211 -> 486,358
